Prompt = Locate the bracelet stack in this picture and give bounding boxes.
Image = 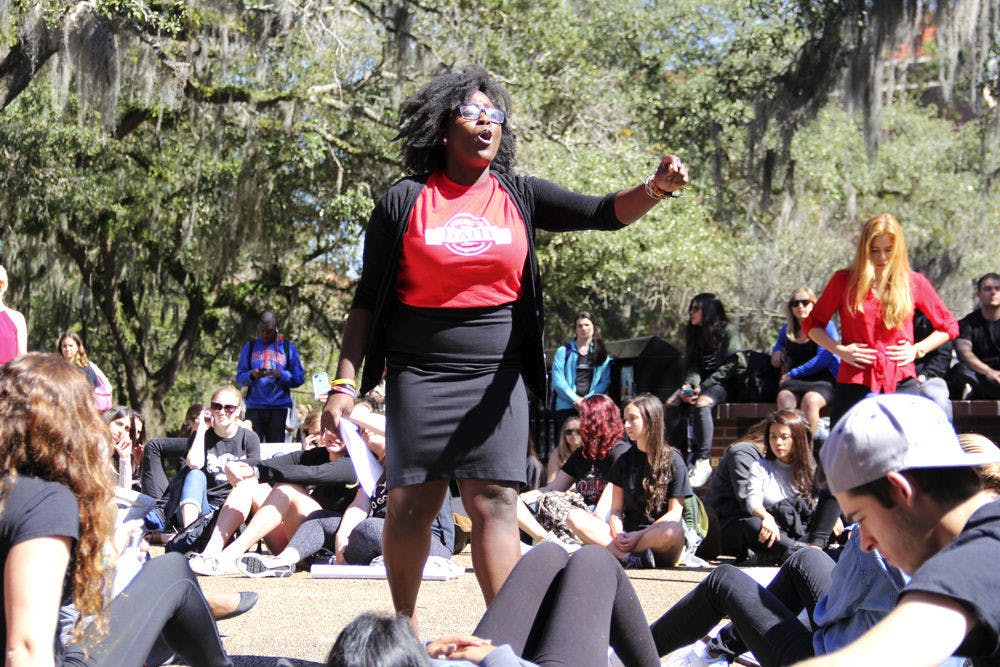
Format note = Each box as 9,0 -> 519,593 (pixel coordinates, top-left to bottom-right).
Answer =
644,174 -> 681,200
327,377 -> 357,399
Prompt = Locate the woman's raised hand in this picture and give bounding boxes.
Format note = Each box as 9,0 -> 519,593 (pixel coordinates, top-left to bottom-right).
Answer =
651,154 -> 689,194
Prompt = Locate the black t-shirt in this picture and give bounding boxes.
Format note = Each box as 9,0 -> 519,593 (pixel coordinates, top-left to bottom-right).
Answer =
959,310 -> 1000,372
187,427 -> 261,507
903,499 -> 1000,666
606,446 -> 692,530
0,476 -> 78,664
561,440 -> 631,507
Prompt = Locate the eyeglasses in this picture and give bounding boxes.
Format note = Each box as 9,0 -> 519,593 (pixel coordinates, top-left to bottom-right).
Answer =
564,429 -> 580,436
457,103 -> 506,125
689,305 -> 702,314
210,402 -> 239,414
790,299 -> 813,308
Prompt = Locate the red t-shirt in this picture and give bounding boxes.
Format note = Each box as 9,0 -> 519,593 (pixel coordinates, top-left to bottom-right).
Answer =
803,269 -> 959,392
395,172 -> 528,308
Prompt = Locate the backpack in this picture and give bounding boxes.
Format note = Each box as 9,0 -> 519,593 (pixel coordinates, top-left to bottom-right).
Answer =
734,350 -> 780,402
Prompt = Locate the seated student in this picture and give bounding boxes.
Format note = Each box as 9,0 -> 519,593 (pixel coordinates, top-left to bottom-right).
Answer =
187,408 -> 358,576
545,416 -> 582,484
103,405 -> 146,492
517,395 -> 630,546
951,272 -> 1000,400
567,393 -> 692,568
699,418 -> 767,559
914,308 -> 954,420
794,394 -> 1000,667
0,353 -> 233,667
174,386 -> 261,531
236,407 -> 454,577
325,543 -> 660,667
740,409 -> 819,564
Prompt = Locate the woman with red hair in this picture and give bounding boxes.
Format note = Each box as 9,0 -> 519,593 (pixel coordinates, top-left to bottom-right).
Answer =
568,393 -> 693,568
517,395 -> 631,545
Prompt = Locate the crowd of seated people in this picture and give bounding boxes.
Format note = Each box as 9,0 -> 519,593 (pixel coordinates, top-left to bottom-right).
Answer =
9,209 -> 1000,666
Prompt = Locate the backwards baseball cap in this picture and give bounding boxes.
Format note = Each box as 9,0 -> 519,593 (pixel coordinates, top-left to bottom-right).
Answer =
820,394 -> 1000,494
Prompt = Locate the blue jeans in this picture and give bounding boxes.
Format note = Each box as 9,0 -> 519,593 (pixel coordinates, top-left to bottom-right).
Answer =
177,469 -> 214,524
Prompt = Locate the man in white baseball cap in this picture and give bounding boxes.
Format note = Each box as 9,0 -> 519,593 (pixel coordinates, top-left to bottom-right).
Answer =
796,393 -> 1000,667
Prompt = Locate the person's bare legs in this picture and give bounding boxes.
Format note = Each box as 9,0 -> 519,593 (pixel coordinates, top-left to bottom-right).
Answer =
457,478 -> 521,606
566,508 -> 628,560
382,479 -> 450,621
801,391 -> 826,434
635,521 -> 685,566
516,498 -> 549,542
201,481 -> 272,555
775,388 -> 797,412
218,484 -> 320,559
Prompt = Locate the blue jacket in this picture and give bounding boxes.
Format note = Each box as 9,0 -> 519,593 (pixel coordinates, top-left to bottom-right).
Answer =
551,341 -> 612,411
236,337 -> 306,409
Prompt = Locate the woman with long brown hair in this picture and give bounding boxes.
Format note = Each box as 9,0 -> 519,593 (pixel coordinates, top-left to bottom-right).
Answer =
0,353 -> 231,666
804,213 -> 958,428
58,331 -> 114,411
741,409 -> 817,564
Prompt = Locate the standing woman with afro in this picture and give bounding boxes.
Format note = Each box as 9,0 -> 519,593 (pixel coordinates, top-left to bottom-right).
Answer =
321,66 -> 689,618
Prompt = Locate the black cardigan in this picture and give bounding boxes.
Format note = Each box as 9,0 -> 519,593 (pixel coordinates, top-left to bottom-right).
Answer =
351,171 -> 625,399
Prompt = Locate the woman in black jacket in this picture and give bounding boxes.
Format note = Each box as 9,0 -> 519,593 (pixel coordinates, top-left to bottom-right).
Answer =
320,65 -> 688,620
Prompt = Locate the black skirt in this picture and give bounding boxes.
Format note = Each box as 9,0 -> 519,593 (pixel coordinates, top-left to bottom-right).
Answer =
384,302 -> 528,488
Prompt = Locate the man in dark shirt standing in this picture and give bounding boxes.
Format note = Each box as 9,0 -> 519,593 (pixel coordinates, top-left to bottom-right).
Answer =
952,273 -> 1000,399
795,394 -> 1000,667
236,311 -> 306,443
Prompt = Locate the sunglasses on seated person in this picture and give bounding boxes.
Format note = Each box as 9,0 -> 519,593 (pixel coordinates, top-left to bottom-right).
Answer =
790,299 -> 813,308
456,103 -> 506,125
210,402 -> 240,414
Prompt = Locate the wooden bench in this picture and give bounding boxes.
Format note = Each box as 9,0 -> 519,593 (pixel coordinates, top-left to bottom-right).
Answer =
707,400 -> 1000,463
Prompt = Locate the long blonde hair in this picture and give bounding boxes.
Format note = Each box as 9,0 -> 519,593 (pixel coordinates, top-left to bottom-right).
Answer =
846,213 -> 913,329
0,354 -> 115,641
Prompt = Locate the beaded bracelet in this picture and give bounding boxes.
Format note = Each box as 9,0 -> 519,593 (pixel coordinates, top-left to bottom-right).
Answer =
327,384 -> 357,399
644,174 -> 681,200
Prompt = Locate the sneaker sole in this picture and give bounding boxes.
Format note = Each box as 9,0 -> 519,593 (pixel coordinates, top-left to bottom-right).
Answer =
237,555 -> 293,578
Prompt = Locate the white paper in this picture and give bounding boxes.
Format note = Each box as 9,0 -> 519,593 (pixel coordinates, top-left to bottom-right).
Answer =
339,419 -> 383,497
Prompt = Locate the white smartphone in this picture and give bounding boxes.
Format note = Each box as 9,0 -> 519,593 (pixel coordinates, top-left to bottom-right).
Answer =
312,372 -> 331,399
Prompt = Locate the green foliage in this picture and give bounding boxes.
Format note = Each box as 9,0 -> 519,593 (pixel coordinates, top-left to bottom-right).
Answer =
1,0 -> 999,428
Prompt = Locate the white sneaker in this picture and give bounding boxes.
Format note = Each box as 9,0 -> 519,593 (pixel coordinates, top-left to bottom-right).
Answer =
689,458 -> 713,487
188,554 -> 238,576
663,641 -> 729,666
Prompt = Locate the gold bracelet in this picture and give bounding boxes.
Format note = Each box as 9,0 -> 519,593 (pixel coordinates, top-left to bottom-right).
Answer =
330,378 -> 356,388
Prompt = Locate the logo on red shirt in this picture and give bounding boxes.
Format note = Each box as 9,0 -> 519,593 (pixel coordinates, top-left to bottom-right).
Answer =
424,213 -> 513,256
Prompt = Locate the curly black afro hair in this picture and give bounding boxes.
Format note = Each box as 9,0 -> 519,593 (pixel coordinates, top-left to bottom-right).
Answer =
395,65 -> 516,176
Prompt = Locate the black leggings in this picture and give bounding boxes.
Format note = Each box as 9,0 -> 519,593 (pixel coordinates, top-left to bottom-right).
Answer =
650,547 -> 835,667
287,511 -> 452,565
64,552 -> 231,667
473,543 -> 659,667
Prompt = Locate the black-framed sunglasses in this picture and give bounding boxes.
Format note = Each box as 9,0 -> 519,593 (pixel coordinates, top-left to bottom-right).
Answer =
564,428 -> 580,436
457,103 -> 506,125
210,402 -> 239,414
790,299 -> 813,308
